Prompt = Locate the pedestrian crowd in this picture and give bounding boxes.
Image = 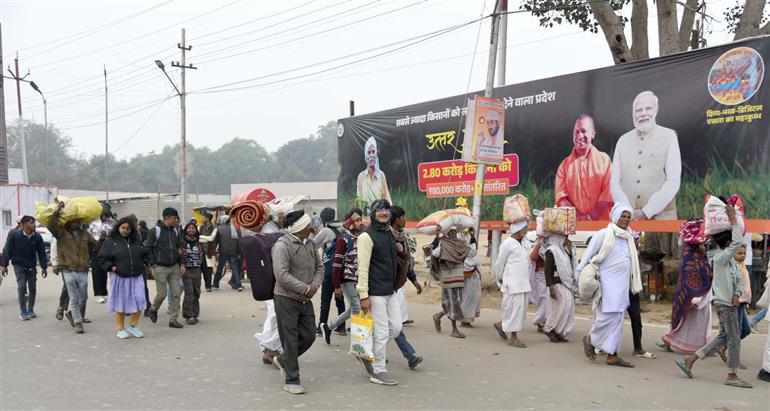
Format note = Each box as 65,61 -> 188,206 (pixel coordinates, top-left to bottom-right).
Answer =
1,197 -> 769,395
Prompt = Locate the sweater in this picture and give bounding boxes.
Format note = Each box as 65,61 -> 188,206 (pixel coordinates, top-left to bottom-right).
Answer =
708,221 -> 746,307
271,234 -> 323,302
332,232 -> 358,288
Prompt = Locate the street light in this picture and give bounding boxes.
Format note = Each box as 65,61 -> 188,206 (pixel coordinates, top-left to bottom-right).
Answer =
29,81 -> 47,184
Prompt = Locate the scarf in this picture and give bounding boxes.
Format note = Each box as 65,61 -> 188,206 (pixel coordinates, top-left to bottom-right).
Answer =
592,222 -> 643,295
671,244 -> 712,327
542,234 -> 577,292
438,236 -> 470,264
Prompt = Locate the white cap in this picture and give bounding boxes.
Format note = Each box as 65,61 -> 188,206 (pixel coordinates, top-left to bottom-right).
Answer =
486,110 -> 501,122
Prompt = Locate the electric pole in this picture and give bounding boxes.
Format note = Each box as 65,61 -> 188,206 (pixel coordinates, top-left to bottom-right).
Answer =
104,65 -> 109,201
9,54 -> 30,184
172,28 -> 196,222
0,23 -> 8,184
490,0 -> 507,277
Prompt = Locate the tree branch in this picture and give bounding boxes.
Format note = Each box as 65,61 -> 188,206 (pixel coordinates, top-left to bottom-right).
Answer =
677,0 -> 699,51
629,0 -> 649,61
589,1 -> 632,64
734,0 -> 767,40
656,0 -> 681,56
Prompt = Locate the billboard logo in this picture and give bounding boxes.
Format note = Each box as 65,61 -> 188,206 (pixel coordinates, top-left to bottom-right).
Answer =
336,122 -> 345,138
708,47 -> 764,106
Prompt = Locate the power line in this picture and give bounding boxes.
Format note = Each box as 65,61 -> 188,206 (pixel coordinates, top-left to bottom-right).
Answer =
58,94 -> 175,131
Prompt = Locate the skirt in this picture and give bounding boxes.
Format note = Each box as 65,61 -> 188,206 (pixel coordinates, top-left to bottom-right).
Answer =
442,287 -> 465,321
107,272 -> 147,314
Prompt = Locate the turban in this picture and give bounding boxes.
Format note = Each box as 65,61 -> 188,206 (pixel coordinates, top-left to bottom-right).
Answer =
510,220 -> 529,233
610,203 -> 633,225
287,213 -> 311,234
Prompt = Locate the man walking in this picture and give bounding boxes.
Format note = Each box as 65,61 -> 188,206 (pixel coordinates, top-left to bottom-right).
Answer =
271,210 -> 323,395
89,207 -> 116,303
47,204 -> 98,334
357,199 -> 403,386
212,215 -> 244,291
146,207 -> 185,329
1,215 -> 48,320
494,220 -> 532,348
198,212 -> 216,292
577,203 -> 642,368
312,207 -> 346,335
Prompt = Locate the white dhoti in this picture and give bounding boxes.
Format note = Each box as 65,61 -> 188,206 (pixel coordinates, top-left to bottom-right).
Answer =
590,311 -> 624,355
501,292 -> 528,333
397,287 -> 408,322
254,299 -> 282,353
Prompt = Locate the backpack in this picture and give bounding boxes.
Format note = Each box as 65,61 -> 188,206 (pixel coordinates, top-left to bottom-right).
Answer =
154,225 -> 180,240
322,226 -> 346,274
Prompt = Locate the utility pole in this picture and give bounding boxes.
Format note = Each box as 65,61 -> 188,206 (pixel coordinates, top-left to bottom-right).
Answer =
104,66 -> 109,201
171,28 -> 196,222
470,0 -> 502,236
11,54 -> 29,184
0,23 -> 8,184
490,0 -> 507,274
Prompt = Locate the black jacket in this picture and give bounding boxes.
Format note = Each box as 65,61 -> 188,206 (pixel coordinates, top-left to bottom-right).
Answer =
144,225 -> 183,266
364,224 -> 398,297
99,235 -> 149,278
215,223 -> 241,257
1,229 -> 48,269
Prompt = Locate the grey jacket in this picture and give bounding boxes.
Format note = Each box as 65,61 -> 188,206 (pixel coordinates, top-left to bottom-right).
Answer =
271,234 -> 323,302
707,221 -> 745,307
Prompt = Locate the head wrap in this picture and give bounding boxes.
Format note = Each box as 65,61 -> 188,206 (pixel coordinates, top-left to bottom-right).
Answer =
364,136 -> 381,181
287,213 -> 311,235
369,199 -> 391,230
486,110 -> 501,122
510,220 -> 529,233
680,220 -> 706,245
610,203 -> 633,226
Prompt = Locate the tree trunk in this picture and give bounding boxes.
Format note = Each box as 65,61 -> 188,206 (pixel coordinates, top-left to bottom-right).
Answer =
656,0 -> 681,56
677,0 -> 699,51
734,1 -> 770,40
629,0 -> 649,61
590,2 -> 633,64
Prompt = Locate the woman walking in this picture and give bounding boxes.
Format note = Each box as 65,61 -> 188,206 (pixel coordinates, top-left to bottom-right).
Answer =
182,222 -> 204,324
541,233 -> 576,343
98,217 -> 149,339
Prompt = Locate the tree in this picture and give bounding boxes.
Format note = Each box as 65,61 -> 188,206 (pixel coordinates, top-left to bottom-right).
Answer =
7,120 -> 86,184
273,121 -> 338,182
521,0 -> 770,64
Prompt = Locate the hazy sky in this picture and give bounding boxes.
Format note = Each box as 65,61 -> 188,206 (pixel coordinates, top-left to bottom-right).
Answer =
1,0 -> 735,160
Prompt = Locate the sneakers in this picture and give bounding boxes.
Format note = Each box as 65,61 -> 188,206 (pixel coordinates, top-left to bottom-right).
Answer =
95,296 -> 106,304
758,369 -> 770,382
19,312 -> 30,321
28,311 -> 37,318
369,371 -> 398,386
126,325 -> 145,338
74,323 -> 85,334
169,320 -> 184,329
186,318 -> 196,325
408,355 -> 423,370
117,329 -> 131,339
273,355 -> 287,380
321,323 -> 332,345
283,384 -> 305,394
355,357 -> 374,377
65,311 -> 75,327
55,308 -> 64,321
149,310 -> 158,323
237,287 -> 244,292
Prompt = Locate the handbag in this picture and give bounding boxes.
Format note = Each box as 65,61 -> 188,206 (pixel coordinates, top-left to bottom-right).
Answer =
349,312 -> 375,361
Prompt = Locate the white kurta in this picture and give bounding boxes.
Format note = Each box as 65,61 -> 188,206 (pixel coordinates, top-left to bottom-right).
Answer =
495,237 -> 533,295
576,229 -> 632,313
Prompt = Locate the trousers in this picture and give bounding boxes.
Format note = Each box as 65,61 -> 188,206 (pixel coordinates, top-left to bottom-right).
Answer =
274,295 -> 316,385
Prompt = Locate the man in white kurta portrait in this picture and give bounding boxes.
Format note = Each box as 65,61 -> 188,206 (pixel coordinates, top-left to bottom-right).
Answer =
610,91 -> 681,220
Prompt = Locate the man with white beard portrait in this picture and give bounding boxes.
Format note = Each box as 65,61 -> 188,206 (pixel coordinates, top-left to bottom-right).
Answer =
610,91 -> 682,220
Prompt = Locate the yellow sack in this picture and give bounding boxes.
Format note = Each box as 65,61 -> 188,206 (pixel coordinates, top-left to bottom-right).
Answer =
35,202 -> 59,228
349,312 -> 375,361
35,197 -> 102,228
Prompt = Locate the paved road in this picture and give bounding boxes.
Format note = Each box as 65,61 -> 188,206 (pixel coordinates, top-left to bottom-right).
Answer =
1,273 -> 768,410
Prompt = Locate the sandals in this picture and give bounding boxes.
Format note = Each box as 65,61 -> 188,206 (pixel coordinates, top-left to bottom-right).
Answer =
493,323 -> 507,341
633,351 -> 657,359
674,358 -> 693,378
450,330 -> 466,339
655,342 -> 673,353
507,339 -> 527,348
583,335 -> 596,361
724,378 -> 753,389
606,358 -> 634,368
546,330 -> 561,343
432,314 -> 442,333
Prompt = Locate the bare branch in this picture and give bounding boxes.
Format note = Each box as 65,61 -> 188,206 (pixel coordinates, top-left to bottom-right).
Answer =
629,0 -> 649,61
589,1 -> 633,64
657,0 -> 681,56
677,0 -> 699,51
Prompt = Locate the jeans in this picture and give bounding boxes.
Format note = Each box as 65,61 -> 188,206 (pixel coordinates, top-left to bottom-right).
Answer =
752,308 -> 768,328
151,264 -> 181,321
14,266 -> 37,314
274,295 -> 316,385
395,331 -> 416,359
370,294 -> 403,374
328,282 -> 359,331
627,291 -> 643,352
319,268 -> 346,330
213,255 -> 242,289
738,304 -> 751,339
696,305 -> 741,373
63,271 -> 89,324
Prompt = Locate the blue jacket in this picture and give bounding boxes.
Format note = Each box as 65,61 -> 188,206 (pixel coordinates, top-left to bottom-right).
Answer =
2,230 -> 48,269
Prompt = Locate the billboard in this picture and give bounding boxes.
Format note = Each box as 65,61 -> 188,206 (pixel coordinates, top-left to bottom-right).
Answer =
337,37 -> 770,232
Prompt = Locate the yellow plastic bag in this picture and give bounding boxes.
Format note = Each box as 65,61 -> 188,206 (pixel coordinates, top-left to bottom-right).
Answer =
35,202 -> 59,228
35,197 -> 101,228
349,312 -> 375,361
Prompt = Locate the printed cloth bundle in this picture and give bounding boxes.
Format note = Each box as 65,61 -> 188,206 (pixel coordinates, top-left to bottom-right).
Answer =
230,200 -> 270,231
417,208 -> 474,235
539,207 -> 576,235
703,194 -> 745,236
503,194 -> 530,224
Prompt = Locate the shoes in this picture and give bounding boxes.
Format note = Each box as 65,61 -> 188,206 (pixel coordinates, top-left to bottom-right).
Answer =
65,311 -> 75,327
126,325 -> 144,338
369,372 -> 398,386
169,320 -> 184,329
237,287 -> 244,292
55,308 -> 64,321
82,318 -> 92,324
74,323 -> 85,334
335,328 -> 347,336
28,311 -> 37,318
212,285 -> 220,290
186,318 -> 196,325
355,356 -> 374,377
117,329 -> 131,339
758,369 -> 770,382
193,317 -> 199,324
95,296 -> 106,304
408,355 -> 423,370
283,384 -> 305,395
262,352 -> 274,365
149,310 -> 158,323
402,320 -> 414,325
143,309 -> 152,317
206,288 -> 212,293
19,312 -> 30,321
321,323 -> 332,345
